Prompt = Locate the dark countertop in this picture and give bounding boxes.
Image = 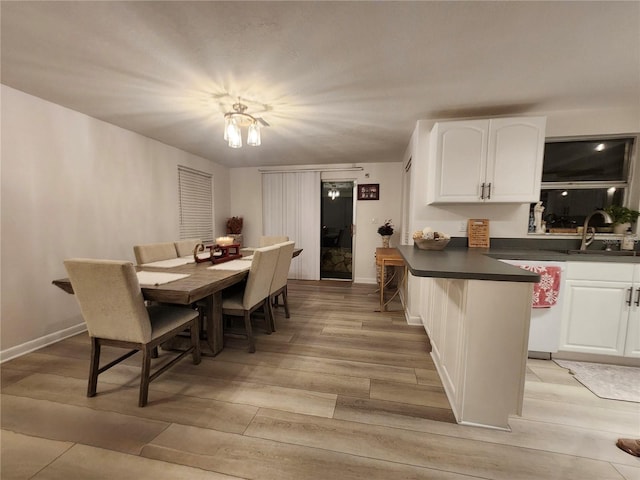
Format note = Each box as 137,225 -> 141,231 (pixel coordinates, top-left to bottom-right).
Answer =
397,242 -> 640,283
397,245 -> 541,283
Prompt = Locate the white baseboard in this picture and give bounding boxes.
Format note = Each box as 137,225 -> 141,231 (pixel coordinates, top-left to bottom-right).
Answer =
354,276 -> 377,285
0,323 -> 87,363
405,312 -> 422,326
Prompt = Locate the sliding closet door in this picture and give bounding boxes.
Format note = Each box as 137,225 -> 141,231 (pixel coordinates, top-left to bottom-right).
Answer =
262,172 -> 321,280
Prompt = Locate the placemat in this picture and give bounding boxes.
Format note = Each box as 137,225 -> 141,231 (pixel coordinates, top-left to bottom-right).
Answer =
136,271 -> 190,286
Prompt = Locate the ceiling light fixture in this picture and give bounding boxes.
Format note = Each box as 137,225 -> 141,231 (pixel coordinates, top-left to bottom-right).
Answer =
223,99 -> 261,148
328,185 -> 340,200
595,143 -> 605,151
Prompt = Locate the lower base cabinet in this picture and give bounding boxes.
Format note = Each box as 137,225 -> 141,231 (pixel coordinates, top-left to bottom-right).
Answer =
417,275 -> 533,430
559,263 -> 640,358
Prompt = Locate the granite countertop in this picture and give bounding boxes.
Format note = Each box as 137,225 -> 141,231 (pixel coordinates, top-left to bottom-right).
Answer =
397,240 -> 640,283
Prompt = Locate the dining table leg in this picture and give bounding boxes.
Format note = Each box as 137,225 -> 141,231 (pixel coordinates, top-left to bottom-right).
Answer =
204,291 -> 224,355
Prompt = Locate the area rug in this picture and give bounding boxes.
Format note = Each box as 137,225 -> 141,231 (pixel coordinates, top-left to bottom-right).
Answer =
554,360 -> 640,403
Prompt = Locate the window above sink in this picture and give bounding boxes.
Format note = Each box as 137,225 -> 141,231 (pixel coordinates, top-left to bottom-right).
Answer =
530,135 -> 636,234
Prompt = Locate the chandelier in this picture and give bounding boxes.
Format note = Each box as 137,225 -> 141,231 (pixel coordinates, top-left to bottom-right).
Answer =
223,100 -> 261,148
328,185 -> 340,200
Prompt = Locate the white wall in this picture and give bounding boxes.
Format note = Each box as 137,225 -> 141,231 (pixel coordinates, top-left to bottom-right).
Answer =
0,85 -> 231,359
230,163 -> 403,284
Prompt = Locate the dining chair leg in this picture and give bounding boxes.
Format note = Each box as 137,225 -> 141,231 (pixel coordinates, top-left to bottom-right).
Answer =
264,298 -> 275,334
282,286 -> 290,319
139,346 -> 152,407
87,337 -> 101,398
243,311 -> 256,353
190,319 -> 201,364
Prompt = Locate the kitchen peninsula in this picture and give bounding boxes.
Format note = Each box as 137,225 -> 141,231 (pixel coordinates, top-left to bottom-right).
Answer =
398,245 -> 540,431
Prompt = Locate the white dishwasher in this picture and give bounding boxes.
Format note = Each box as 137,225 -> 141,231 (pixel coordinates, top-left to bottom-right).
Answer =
500,259 -> 566,359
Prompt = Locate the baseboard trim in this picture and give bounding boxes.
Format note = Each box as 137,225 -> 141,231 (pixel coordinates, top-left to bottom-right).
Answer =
0,323 -> 87,363
354,276 -> 377,285
553,351 -> 640,367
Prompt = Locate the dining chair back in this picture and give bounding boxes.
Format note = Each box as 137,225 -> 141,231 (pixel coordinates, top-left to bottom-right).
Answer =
259,235 -> 289,247
222,245 -> 279,352
174,238 -> 202,257
268,241 -> 295,329
133,242 -> 178,265
64,258 -> 201,406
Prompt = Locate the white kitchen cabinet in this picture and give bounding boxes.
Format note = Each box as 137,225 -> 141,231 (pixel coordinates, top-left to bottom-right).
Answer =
417,274 -> 533,430
624,266 -> 640,358
427,116 -> 546,204
559,262 -> 640,358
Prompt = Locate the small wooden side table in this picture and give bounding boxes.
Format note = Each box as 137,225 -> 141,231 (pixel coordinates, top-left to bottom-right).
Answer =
375,247 -> 406,312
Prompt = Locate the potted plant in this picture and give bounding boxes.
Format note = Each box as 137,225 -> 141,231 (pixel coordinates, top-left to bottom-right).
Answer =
377,219 -> 394,247
226,216 -> 243,234
604,205 -> 640,234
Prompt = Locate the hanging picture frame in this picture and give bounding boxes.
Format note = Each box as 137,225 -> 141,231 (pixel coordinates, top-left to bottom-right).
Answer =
357,183 -> 379,200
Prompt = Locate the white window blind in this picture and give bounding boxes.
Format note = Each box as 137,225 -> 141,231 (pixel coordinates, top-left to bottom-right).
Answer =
178,166 -> 213,243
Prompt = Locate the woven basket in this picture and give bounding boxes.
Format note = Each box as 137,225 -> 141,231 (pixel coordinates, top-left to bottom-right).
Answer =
414,237 -> 450,250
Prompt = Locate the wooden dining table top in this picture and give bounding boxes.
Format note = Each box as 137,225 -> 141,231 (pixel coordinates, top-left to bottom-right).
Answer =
52,261 -> 248,305
52,247 -> 303,305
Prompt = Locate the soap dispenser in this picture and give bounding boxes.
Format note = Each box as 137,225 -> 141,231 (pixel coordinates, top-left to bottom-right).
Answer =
621,228 -> 637,251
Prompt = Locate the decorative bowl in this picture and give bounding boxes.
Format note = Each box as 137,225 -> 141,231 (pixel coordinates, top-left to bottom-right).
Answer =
414,237 -> 450,250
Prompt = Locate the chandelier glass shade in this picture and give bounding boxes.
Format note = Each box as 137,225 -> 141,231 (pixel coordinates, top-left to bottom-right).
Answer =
328,186 -> 340,200
223,101 -> 261,148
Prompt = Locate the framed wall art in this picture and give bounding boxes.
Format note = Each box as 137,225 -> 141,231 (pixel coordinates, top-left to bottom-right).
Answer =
357,183 -> 379,200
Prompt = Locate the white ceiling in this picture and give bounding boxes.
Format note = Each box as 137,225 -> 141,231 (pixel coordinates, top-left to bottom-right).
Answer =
1,1 -> 638,168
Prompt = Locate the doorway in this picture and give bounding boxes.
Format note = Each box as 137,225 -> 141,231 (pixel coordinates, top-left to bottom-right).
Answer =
321,181 -> 354,280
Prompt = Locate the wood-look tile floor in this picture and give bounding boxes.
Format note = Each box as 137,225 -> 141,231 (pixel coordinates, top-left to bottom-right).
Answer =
2,280 -> 639,479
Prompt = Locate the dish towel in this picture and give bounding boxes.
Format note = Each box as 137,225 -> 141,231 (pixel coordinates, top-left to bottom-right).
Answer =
516,265 -> 562,308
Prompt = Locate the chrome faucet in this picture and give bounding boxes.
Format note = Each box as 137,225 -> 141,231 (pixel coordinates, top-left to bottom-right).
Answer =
580,210 -> 614,250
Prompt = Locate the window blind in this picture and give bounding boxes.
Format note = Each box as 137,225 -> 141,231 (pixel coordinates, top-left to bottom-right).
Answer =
178,166 -> 213,243
262,171 -> 321,280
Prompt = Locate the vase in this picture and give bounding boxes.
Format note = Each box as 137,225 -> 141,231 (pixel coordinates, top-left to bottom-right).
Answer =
381,235 -> 390,248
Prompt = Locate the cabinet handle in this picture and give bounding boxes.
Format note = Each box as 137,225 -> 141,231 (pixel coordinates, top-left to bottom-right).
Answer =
635,288 -> 640,307
486,183 -> 492,199
480,182 -> 486,200
627,287 -> 633,306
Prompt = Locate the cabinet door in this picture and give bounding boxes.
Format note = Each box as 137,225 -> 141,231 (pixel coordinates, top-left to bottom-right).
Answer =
624,296 -> 640,357
428,120 -> 488,203
438,279 -> 466,413
486,117 -> 546,203
624,266 -> 640,357
559,280 -> 631,356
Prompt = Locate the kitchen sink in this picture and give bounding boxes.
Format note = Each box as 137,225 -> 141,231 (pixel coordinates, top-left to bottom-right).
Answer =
566,249 -> 637,256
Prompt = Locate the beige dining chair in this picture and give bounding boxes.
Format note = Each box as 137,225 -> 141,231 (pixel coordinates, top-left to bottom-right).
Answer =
174,238 -> 201,257
222,245 -> 280,353
64,258 -> 201,407
268,241 -> 295,331
133,242 -> 178,265
259,235 -> 289,247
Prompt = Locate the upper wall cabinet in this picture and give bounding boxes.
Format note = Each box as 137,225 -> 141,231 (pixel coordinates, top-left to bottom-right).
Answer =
427,116 -> 546,204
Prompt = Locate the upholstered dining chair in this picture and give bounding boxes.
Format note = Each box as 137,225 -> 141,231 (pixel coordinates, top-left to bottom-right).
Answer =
268,241 -> 295,331
64,258 -> 201,407
222,245 -> 280,353
259,235 -> 289,247
133,241 -> 178,265
174,238 -> 201,257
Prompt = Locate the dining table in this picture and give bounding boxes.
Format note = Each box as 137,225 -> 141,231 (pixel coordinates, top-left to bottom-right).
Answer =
52,248 -> 303,356
53,261 -> 248,356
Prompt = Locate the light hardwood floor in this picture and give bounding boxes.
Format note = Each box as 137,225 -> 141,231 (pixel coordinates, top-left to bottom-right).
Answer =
2,280 -> 639,479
